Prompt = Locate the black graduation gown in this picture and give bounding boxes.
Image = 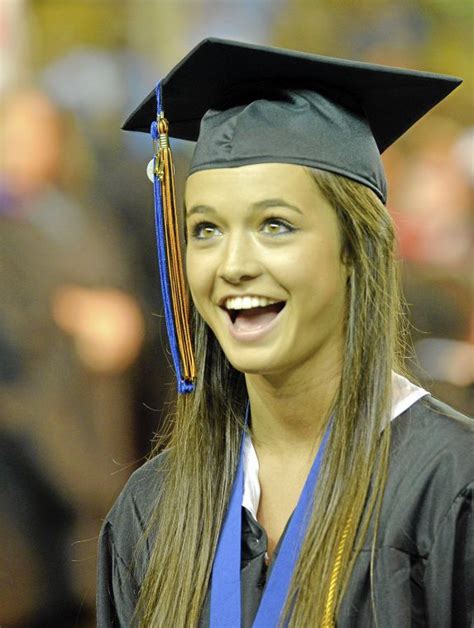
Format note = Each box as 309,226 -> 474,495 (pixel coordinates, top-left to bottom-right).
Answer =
97,396 -> 474,627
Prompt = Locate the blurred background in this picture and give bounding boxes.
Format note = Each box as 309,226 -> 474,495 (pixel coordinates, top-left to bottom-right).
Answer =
0,0 -> 472,625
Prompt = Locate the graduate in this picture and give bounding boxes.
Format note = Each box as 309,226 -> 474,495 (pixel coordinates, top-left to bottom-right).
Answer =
97,39 -> 473,627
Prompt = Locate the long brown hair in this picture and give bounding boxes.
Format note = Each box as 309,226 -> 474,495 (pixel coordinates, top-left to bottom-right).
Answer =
135,167 -> 408,626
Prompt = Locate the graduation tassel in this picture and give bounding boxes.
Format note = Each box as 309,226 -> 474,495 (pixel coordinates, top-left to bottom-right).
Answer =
321,516 -> 354,627
150,82 -> 196,393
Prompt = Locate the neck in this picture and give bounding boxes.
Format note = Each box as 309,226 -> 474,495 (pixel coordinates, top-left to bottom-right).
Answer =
245,358 -> 342,460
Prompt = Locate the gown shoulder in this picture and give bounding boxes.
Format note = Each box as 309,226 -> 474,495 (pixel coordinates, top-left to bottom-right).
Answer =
96,450 -> 169,627
386,395 -> 473,543
339,396 -> 474,626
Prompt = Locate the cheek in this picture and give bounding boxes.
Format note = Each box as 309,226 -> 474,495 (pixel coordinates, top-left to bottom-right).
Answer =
186,250 -> 213,315
274,237 -> 343,282
185,252 -> 200,296
285,244 -> 347,311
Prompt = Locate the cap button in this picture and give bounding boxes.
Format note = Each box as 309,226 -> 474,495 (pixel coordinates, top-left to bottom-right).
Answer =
146,158 -> 155,182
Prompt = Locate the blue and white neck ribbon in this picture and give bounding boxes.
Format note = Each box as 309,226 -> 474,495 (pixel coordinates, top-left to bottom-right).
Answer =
210,409 -> 330,627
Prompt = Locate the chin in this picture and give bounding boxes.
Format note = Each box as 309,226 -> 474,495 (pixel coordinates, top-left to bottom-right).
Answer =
224,350 -> 288,377
215,330 -> 298,375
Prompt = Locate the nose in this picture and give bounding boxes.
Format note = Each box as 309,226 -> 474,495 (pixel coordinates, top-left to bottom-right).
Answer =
217,232 -> 262,285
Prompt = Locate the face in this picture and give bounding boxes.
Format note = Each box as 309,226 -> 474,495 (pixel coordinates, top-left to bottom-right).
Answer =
185,163 -> 349,380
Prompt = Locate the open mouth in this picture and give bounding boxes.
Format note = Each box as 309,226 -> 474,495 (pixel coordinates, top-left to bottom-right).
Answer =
224,301 -> 286,331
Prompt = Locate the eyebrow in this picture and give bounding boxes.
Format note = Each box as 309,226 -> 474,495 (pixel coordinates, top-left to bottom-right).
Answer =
185,198 -> 303,218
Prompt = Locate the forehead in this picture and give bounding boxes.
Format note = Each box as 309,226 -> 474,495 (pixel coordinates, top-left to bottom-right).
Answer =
184,162 -> 326,210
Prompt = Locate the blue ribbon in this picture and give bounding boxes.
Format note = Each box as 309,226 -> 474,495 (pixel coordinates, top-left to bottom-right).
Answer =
210,410 -> 330,626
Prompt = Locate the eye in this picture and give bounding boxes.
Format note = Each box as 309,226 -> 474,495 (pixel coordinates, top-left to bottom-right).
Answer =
260,218 -> 294,235
189,222 -> 222,240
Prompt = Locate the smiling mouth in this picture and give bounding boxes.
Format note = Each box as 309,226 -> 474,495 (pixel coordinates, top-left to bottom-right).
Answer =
225,301 -> 286,330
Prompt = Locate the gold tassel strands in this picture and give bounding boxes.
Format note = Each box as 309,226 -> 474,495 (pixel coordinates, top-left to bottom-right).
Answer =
321,516 -> 354,627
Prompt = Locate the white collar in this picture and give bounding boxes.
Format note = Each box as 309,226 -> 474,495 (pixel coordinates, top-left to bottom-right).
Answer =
242,373 -> 429,519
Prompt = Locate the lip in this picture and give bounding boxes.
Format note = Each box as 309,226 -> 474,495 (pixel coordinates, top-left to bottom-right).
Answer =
220,302 -> 286,343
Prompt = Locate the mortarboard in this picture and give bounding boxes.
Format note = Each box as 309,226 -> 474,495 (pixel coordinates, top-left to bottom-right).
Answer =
123,37 -> 462,393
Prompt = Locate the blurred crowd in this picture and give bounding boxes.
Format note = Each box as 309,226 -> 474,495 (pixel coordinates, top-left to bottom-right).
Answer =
0,1 -> 472,626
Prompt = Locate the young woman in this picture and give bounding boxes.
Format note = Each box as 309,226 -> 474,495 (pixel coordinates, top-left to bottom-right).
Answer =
97,39 -> 473,627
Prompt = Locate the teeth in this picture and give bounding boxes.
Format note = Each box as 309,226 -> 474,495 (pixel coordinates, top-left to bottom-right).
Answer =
224,296 -> 280,310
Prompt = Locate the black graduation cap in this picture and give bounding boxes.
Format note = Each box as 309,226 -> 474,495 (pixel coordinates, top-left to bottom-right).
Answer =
124,37 -> 461,203
123,38 -> 461,394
